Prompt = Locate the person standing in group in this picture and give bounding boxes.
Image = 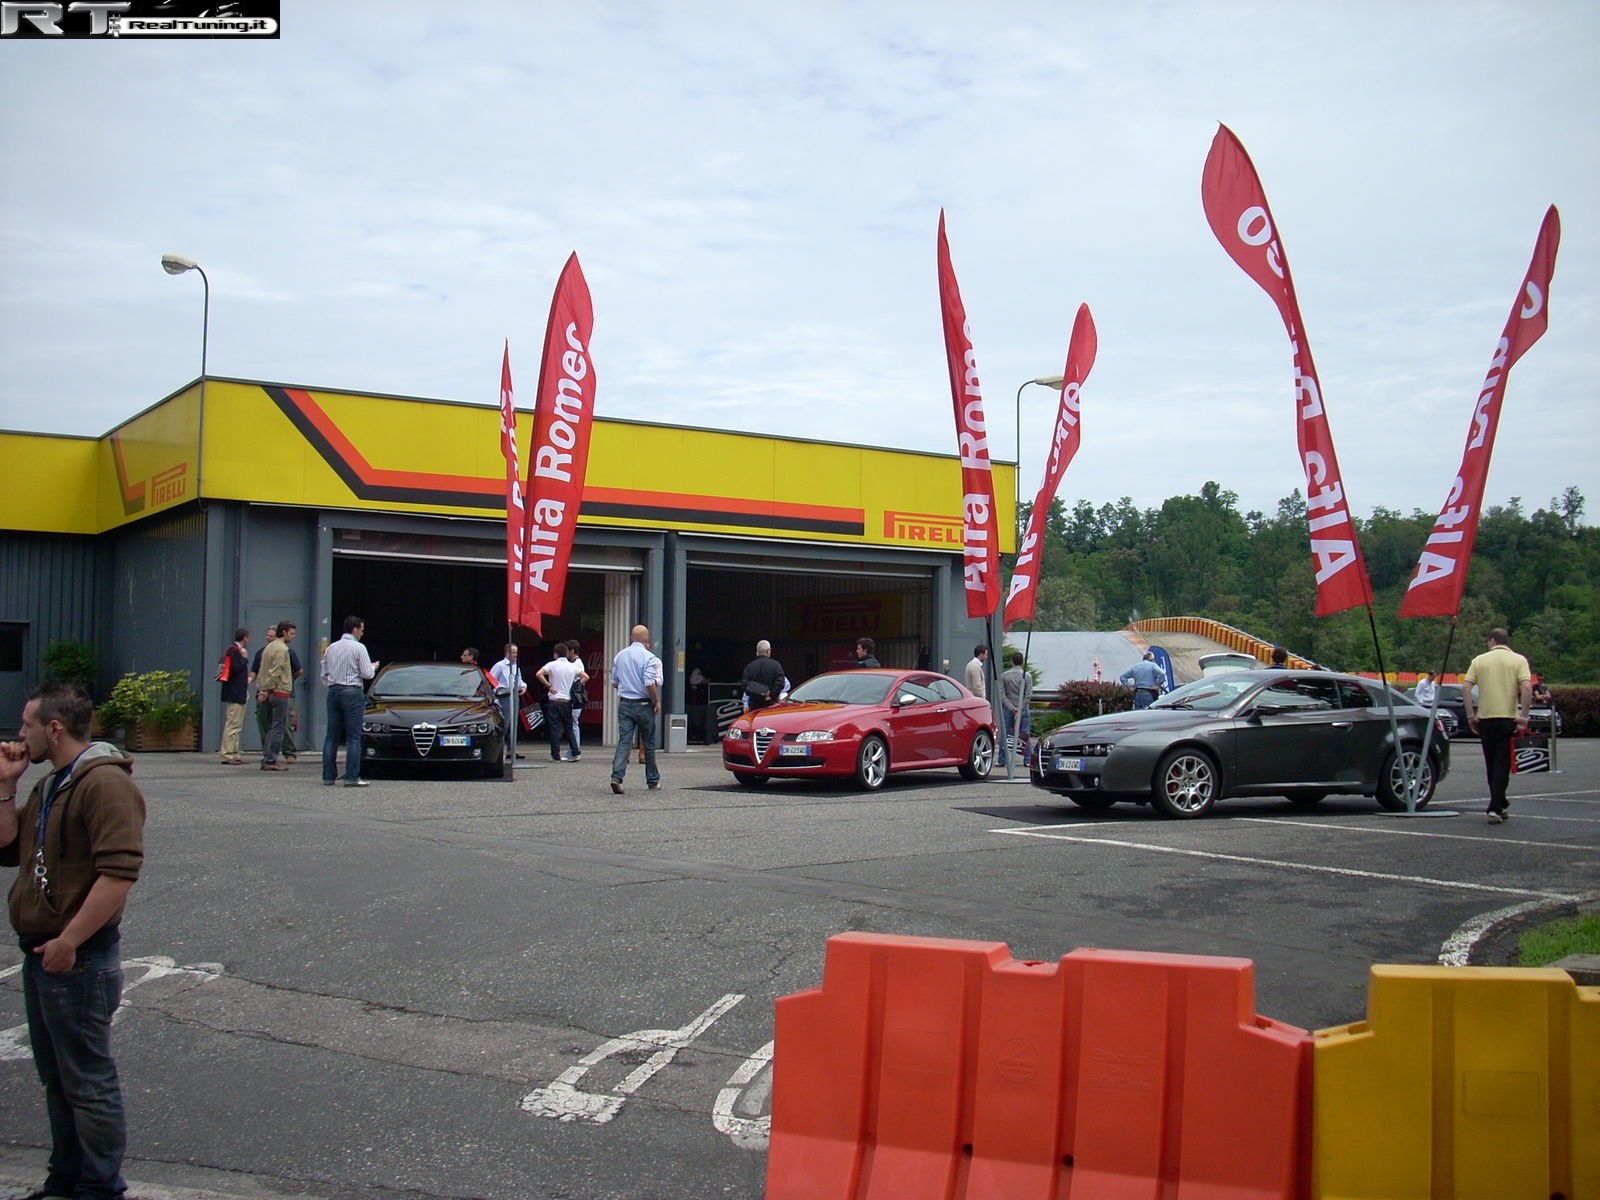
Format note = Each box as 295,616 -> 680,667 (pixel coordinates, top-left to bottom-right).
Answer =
250,624 -> 277,751
609,625 -> 662,794
998,651 -> 1031,768
564,642 -> 588,754
964,645 -> 988,698
217,626 -> 251,764
536,641 -> 587,763
740,640 -> 788,712
853,637 -> 879,668
322,615 -> 376,787
490,643 -> 528,760
1120,650 -> 1165,710
1463,628 -> 1532,825
255,621 -> 297,772
1,680 -> 146,1200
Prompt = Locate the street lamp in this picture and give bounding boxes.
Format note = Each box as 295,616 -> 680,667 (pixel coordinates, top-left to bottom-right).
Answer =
999,373 -> 1064,782
160,253 -> 210,496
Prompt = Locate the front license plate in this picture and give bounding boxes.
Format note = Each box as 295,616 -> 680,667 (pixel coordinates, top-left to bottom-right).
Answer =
1053,755 -> 1083,773
779,744 -> 810,757
439,734 -> 469,747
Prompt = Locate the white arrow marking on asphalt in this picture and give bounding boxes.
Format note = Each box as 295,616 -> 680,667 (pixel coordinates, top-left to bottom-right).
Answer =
712,1039 -> 774,1150
520,993 -> 745,1125
0,955 -> 223,1063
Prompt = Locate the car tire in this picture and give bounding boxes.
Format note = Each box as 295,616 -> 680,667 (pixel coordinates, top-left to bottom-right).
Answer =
958,729 -> 994,780
1067,794 -> 1118,811
854,734 -> 888,791
1152,748 -> 1218,819
735,773 -> 770,788
1377,747 -> 1435,811
1286,791 -> 1327,806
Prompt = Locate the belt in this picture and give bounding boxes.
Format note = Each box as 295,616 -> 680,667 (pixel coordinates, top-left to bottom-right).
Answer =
620,695 -> 650,703
1135,686 -> 1158,693
269,690 -> 292,698
329,682 -> 362,688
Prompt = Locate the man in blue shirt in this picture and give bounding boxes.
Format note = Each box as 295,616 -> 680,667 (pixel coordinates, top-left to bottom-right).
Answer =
609,625 -> 662,794
1119,651 -> 1165,710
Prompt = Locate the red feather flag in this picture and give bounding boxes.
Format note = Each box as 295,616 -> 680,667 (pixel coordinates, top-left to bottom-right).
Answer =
1401,207 -> 1560,618
518,253 -> 596,636
1202,124 -> 1373,616
1005,303 -> 1097,629
936,211 -> 1001,619
498,341 -> 527,626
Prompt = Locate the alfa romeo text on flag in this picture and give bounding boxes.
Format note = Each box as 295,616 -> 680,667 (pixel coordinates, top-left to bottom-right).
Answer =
1401,206 -> 1560,618
520,253 -> 596,635
936,211 -> 1001,619
1201,124 -> 1372,616
1005,303 -> 1097,629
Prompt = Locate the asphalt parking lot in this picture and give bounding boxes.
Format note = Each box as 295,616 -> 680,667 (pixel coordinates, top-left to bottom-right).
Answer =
2,738 -> 1596,1199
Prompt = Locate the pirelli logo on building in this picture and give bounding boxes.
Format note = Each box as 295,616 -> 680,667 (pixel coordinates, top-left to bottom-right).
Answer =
883,510 -> 964,547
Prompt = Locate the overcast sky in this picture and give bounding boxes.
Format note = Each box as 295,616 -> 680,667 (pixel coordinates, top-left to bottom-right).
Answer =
2,1 -> 1595,523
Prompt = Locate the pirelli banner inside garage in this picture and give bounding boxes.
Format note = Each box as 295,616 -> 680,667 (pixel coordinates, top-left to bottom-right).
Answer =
1,379 -> 1018,554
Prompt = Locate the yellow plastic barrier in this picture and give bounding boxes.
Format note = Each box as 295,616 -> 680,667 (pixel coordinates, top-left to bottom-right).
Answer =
1313,964 -> 1599,1200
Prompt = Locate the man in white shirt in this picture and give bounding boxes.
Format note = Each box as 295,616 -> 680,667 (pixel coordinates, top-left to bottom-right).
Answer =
535,641 -> 588,763
321,615 -> 377,786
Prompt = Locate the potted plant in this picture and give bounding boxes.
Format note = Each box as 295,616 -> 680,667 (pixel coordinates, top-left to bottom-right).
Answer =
101,669 -> 200,751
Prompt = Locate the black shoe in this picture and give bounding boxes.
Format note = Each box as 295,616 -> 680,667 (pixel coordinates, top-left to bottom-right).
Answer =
610,779 -> 624,794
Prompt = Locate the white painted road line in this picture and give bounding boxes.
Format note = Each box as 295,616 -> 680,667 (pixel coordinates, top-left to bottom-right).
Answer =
1437,899 -> 1561,966
713,1038 -> 774,1150
989,826 -> 1581,901
520,993 -> 745,1125
1232,816 -> 1595,851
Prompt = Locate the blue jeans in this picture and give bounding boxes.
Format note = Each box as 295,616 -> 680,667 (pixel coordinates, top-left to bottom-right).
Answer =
23,938 -> 127,1200
1000,705 -> 1031,766
547,699 -> 578,759
323,683 -> 366,783
610,698 -> 658,787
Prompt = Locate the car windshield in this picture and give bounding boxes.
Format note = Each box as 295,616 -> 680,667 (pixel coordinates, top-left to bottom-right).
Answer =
373,665 -> 484,700
1152,676 -> 1256,711
787,672 -> 895,706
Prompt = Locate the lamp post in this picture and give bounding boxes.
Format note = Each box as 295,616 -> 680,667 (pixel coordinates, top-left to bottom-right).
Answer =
999,373 -> 1065,782
160,253 -> 210,497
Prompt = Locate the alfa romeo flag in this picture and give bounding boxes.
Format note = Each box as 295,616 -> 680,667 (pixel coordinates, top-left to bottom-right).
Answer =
936,211 -> 1001,619
1005,302 -> 1097,629
519,252 -> 596,635
497,341 -> 528,626
1202,124 -> 1373,616
1401,206 -> 1560,618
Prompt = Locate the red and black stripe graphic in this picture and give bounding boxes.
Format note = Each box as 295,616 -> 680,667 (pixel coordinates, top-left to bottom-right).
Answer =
264,385 -> 865,536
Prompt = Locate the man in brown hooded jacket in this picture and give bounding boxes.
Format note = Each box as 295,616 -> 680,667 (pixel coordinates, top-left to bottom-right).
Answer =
1,679 -> 146,1200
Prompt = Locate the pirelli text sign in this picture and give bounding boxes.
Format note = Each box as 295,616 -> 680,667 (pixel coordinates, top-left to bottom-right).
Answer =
883,510 -> 964,548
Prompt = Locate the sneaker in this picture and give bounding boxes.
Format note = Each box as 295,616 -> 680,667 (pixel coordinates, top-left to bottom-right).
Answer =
647,781 -> 660,790
610,779 -> 624,795
1486,810 -> 1505,825
261,763 -> 288,772
570,753 -> 582,761
344,779 -> 370,788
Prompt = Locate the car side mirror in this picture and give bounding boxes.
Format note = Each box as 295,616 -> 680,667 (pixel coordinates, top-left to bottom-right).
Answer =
1250,701 -> 1293,719
894,692 -> 918,708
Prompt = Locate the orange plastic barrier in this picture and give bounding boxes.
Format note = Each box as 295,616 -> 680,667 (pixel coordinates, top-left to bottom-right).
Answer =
765,933 -> 1312,1199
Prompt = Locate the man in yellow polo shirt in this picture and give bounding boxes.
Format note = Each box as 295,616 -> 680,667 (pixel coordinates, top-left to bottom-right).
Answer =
1462,627 -> 1531,825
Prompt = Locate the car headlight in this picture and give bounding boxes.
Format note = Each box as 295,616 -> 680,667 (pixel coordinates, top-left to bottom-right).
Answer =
361,721 -> 382,733
794,730 -> 835,743
725,727 -> 746,741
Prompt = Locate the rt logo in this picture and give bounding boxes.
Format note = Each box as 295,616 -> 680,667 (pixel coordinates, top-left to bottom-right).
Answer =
3,2 -> 128,34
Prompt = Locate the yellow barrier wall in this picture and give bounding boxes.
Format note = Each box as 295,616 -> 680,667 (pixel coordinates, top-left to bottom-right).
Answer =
1313,964 -> 1599,1200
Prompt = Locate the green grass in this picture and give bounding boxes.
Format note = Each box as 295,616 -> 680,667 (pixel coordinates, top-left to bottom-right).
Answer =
1516,913 -> 1600,967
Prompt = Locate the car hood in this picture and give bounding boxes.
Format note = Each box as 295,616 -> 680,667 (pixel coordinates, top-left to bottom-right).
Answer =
1047,709 -> 1216,740
730,701 -> 876,730
367,699 -> 493,724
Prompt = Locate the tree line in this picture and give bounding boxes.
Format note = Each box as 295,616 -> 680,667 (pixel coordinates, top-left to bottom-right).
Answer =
1012,483 -> 1595,683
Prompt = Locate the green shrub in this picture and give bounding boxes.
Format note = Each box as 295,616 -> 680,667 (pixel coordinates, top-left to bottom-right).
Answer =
99,669 -> 199,734
41,639 -> 98,693
1050,679 -> 1133,721
1549,686 -> 1597,738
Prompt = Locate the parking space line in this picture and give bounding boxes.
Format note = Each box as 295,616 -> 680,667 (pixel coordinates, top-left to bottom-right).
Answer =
1232,816 -> 1592,851
989,827 -> 1580,901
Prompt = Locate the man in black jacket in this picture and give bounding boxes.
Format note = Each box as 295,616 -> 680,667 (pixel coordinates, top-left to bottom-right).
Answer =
218,626 -> 251,764
740,640 -> 789,711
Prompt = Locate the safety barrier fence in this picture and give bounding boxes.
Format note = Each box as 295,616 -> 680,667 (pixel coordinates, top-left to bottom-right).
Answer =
766,932 -> 1598,1200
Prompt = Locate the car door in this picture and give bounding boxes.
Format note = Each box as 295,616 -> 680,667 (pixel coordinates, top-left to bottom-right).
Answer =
1230,676 -> 1350,789
882,676 -> 947,763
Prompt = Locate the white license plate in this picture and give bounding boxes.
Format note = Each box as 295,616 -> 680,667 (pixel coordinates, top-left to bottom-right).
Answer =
1053,755 -> 1083,773
439,734 -> 469,747
779,744 -> 810,757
